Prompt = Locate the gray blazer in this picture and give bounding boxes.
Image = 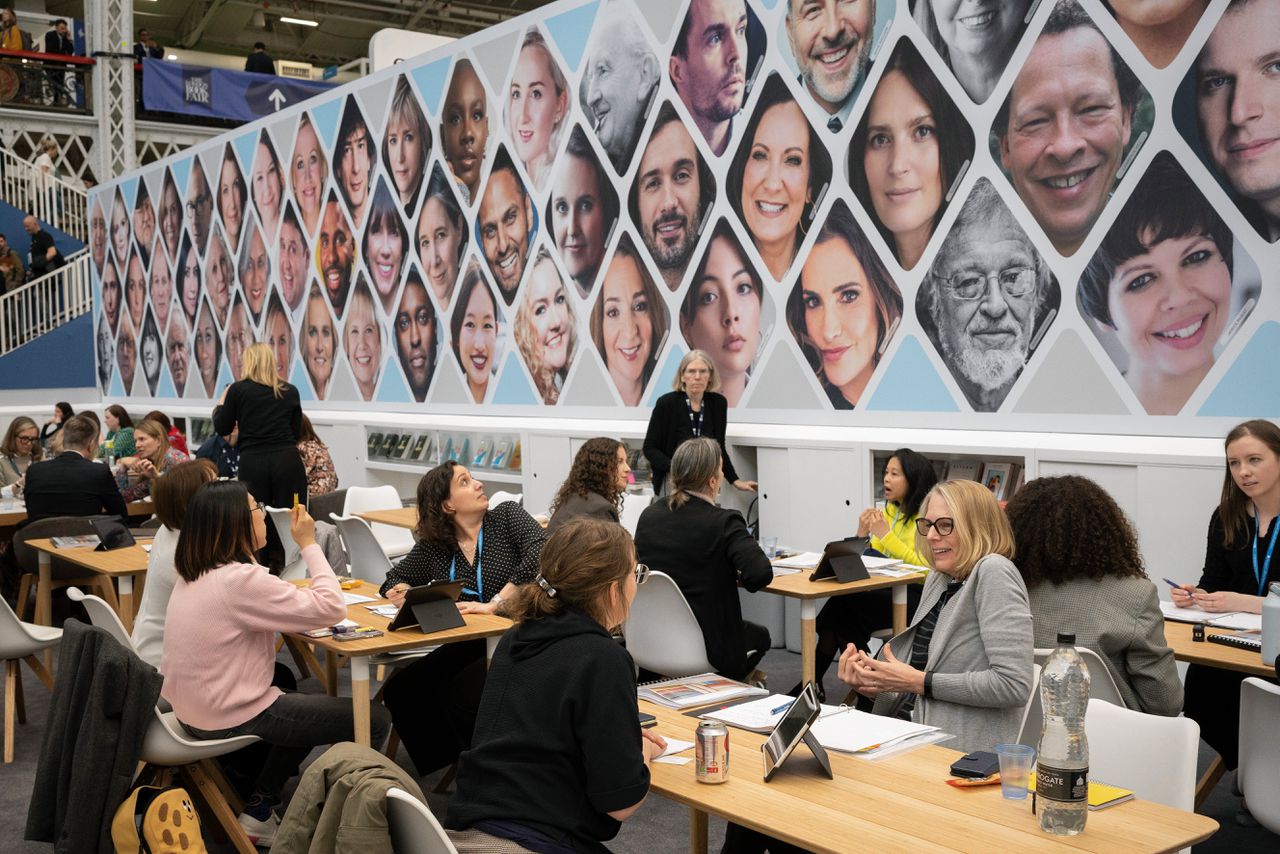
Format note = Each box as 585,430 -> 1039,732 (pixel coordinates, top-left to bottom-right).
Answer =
546,491 -> 620,536
1028,575 -> 1183,716
873,554 -> 1034,754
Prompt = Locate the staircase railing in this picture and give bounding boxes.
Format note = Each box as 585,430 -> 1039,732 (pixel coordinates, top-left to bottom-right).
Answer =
0,249 -> 93,356
0,148 -> 89,243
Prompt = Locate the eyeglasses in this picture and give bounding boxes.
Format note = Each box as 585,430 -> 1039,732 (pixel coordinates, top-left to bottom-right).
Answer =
16,435 -> 37,444
251,502 -> 265,514
915,517 -> 955,536
185,193 -> 211,215
932,265 -> 1036,301
635,563 -> 650,585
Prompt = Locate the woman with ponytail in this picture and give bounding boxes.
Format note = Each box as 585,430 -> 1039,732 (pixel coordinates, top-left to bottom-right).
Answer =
445,518 -> 664,852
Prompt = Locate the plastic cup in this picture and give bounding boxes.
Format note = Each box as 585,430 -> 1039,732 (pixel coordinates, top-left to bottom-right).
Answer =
995,744 -> 1036,800
763,536 -> 778,558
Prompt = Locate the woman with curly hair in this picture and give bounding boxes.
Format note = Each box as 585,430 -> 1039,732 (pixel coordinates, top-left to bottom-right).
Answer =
1006,475 -> 1182,716
547,437 -> 629,535
379,461 -> 546,776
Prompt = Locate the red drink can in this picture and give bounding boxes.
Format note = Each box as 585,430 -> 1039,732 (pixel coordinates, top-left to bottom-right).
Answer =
696,721 -> 729,783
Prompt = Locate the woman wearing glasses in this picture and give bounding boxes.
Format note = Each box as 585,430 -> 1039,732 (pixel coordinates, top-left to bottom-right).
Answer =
634,437 -> 773,682
838,479 -> 1034,753
379,461 -> 547,776
445,519 -> 664,851
0,417 -> 42,494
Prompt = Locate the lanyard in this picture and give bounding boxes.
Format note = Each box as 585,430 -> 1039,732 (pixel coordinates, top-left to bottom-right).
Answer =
1251,505 -> 1279,597
686,395 -> 704,437
449,526 -> 484,600
886,503 -> 900,534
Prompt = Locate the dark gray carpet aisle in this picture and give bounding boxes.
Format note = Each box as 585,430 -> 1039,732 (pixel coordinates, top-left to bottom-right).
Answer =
0,648 -> 1274,852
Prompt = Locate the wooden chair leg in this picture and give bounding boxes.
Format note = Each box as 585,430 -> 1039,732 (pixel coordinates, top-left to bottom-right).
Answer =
180,762 -> 255,854
13,662 -> 23,725
4,660 -> 15,763
433,761 -> 457,794
1195,755 -> 1227,810
199,758 -> 245,815
22,654 -> 54,691
282,637 -> 327,692
384,726 -> 400,761
15,574 -> 32,620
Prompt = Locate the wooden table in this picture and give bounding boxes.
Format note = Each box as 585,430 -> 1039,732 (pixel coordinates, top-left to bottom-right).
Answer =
357,507 -> 417,529
641,702 -> 1218,854
26,537 -> 151,635
1163,619 -> 1274,805
0,499 -> 154,528
284,579 -> 511,746
763,570 -> 926,687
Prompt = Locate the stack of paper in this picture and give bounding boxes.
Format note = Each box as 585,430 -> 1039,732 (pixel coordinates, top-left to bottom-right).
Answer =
1159,601 -> 1262,631
810,706 -> 939,755
771,551 -> 822,570
698,694 -> 842,732
638,673 -> 767,709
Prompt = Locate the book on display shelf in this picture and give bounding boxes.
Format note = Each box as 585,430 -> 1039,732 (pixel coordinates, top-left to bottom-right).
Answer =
410,434 -> 431,462
394,434 -> 412,459
492,441 -> 510,469
367,432 -> 384,457
946,460 -> 981,482
980,462 -> 1013,500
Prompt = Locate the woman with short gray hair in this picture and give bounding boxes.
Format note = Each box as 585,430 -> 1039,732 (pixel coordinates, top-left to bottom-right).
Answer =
634,437 -> 773,682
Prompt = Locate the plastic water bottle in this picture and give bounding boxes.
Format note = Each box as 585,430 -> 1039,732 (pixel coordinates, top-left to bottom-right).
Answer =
1037,632 -> 1090,836
1262,583 -> 1280,665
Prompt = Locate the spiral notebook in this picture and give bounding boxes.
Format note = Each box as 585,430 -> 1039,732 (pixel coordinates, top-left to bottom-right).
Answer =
637,673 -> 767,709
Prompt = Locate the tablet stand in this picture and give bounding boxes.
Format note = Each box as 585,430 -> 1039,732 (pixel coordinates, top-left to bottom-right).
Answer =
406,599 -> 465,634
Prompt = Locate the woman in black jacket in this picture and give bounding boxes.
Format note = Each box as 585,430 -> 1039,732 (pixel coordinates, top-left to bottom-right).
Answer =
643,350 -> 756,496
634,436 -> 772,681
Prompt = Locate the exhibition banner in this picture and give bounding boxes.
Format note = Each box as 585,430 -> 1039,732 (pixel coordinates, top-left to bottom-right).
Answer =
141,57 -> 334,122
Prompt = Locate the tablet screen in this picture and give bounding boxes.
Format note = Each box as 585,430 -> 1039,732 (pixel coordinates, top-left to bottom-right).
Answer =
762,683 -> 821,779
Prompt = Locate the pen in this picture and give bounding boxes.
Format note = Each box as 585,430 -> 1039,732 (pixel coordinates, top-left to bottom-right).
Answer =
1162,578 -> 1186,590
770,700 -> 793,716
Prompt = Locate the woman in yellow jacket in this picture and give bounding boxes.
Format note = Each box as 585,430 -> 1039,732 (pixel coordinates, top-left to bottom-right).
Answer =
0,10 -> 25,52
797,448 -> 938,700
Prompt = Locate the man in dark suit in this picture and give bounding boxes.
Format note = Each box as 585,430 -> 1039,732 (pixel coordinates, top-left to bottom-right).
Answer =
244,41 -> 275,75
23,415 -> 128,522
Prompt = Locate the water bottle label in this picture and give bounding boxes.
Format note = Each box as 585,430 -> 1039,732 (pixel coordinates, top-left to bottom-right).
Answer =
1036,764 -> 1088,803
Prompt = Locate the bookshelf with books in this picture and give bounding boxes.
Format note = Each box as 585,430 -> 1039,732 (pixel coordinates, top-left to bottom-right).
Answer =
870,450 -> 1027,505
364,426 -> 524,486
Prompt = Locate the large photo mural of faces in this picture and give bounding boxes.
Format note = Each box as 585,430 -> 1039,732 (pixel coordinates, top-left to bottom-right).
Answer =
88,0 -> 1277,431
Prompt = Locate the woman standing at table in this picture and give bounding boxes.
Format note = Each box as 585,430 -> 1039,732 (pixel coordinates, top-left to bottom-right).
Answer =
163,480 -> 390,844
546,437 -> 629,535
635,437 -> 773,682
379,460 -> 547,776
797,448 -> 938,700
643,350 -> 756,496
1172,420 -> 1280,795
0,417 -> 41,494
838,479 -> 1034,754
445,518 -> 663,851
115,418 -> 187,503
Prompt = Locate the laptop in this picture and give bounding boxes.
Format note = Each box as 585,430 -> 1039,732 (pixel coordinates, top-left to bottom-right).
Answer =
809,537 -> 872,584
89,517 -> 137,551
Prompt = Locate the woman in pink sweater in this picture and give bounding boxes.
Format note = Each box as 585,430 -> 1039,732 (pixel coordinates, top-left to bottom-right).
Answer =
161,480 -> 391,845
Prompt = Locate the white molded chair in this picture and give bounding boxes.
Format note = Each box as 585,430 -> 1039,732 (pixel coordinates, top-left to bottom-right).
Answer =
622,570 -> 715,678
1017,647 -> 1127,745
1085,697 -> 1199,813
1239,677 -> 1280,835
332,514 -> 394,587
67,587 -> 262,852
488,490 -> 522,507
342,486 -> 414,559
0,597 -> 61,762
620,492 -> 650,536
266,506 -> 308,581
386,787 -> 458,853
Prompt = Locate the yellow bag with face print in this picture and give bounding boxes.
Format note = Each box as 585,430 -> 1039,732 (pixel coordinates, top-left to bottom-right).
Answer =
111,785 -> 208,854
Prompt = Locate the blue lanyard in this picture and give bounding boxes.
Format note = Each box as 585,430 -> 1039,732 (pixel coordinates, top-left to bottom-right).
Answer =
449,526 -> 483,600
1251,505 -> 1278,597
686,395 -> 704,437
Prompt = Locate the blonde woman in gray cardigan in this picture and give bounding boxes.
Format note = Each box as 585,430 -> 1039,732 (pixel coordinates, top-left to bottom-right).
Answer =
839,479 -> 1034,753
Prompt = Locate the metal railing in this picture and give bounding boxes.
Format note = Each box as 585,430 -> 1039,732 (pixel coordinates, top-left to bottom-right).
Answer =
0,49 -> 94,116
0,249 -> 93,356
0,147 -> 88,243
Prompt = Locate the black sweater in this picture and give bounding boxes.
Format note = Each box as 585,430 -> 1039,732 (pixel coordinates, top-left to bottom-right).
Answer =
446,608 -> 649,852
643,390 -> 738,491
634,496 -> 773,679
213,379 -> 302,452
1199,508 -> 1280,596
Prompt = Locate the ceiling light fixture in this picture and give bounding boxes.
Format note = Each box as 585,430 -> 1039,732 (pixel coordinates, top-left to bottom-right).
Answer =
279,16 -> 319,26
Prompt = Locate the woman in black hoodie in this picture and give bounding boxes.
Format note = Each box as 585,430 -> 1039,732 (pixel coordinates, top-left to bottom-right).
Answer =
446,518 -> 665,853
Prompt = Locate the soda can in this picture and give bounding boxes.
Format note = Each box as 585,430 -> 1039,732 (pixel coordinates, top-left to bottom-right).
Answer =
695,720 -> 729,783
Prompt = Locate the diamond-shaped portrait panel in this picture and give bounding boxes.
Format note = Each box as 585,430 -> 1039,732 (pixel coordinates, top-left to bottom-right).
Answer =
158,168 -> 183,264
848,37 -> 974,271
362,177 -> 410,315
123,245 -> 147,334
1077,152 -> 1260,415
333,94 -> 378,230
237,217 -> 270,325
440,56 -> 492,207
727,73 -> 832,283
299,282 -> 339,400
276,202 -> 310,314
778,0 -> 894,125
909,0 -> 1033,105
990,0 -> 1153,257
391,264 -> 442,404
249,129 -> 286,242
580,0 -> 660,174
262,288 -> 294,383
506,26 -> 569,193
224,292 -> 256,383
176,231 -> 201,331
101,254 -> 122,335
785,199 -> 903,410
96,317 -> 114,393
383,74 -> 433,217
341,276 -> 388,402
449,256 -> 508,404
317,189 -> 358,318
476,145 -> 536,307
165,306 -> 190,398
205,222 -> 233,329
416,162 -> 469,311
147,249 -> 173,338
513,246 -> 579,405
192,296 -> 222,398
215,142 -> 248,255
1173,2 -> 1280,244
915,178 -> 1060,412
109,187 -> 131,276
132,180 -> 157,269
548,124 -> 618,299
90,194 -> 108,275
139,306 -> 164,397
116,315 -> 137,397
289,113 -> 328,239
1106,1 -> 1208,69
186,154 -> 214,255
678,218 -> 774,408
587,232 -> 670,407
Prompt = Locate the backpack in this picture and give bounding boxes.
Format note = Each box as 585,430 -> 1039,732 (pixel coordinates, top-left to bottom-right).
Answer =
111,785 -> 207,854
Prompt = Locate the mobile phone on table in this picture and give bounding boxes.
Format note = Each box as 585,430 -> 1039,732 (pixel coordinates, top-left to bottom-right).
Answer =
639,712 -> 656,729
